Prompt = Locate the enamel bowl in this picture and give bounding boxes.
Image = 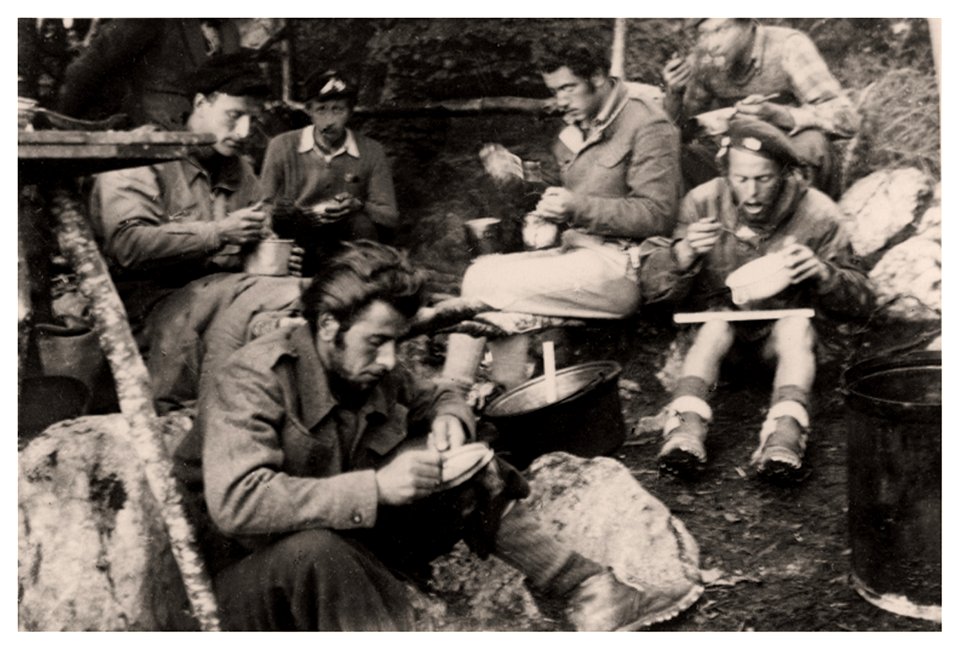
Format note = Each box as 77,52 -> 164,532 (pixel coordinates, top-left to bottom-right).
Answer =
725,252 -> 792,305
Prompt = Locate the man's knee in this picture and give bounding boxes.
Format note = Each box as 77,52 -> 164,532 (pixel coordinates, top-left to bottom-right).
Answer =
769,316 -> 816,355
692,320 -> 736,353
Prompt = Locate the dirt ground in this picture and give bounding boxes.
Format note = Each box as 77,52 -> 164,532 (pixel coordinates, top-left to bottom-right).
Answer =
407,315 -> 941,632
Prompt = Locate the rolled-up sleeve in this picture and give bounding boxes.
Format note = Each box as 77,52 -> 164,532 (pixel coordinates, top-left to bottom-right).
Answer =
95,166 -> 222,270
201,357 -> 379,537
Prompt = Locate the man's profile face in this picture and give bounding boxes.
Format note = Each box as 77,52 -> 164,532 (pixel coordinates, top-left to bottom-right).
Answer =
319,300 -> 409,393
695,19 -> 753,68
542,66 -> 605,125
191,92 -> 261,157
307,98 -> 352,148
727,147 -> 783,222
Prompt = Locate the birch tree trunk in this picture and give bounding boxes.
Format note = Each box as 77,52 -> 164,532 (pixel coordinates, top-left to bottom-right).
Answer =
48,186 -> 221,631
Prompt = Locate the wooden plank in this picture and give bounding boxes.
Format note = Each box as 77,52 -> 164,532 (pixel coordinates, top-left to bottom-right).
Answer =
673,308 -> 815,324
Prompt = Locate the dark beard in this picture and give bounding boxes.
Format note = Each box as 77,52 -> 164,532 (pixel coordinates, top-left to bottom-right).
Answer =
327,370 -> 373,409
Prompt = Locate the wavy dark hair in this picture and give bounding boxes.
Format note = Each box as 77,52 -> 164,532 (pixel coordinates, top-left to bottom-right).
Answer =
301,240 -> 426,335
532,31 -> 610,79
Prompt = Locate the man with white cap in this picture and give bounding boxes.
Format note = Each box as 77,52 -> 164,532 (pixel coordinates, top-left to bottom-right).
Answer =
639,118 -> 873,481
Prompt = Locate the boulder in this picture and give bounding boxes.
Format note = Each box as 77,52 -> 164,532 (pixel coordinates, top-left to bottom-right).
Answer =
19,412 -> 196,631
869,236 -> 941,320
427,452 -> 703,630
916,205 -> 941,243
838,168 -> 934,257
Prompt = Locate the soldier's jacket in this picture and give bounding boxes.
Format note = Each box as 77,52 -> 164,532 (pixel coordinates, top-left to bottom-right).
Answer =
638,172 -> 874,321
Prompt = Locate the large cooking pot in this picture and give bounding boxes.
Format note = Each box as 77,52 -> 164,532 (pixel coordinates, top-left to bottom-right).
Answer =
482,361 -> 625,469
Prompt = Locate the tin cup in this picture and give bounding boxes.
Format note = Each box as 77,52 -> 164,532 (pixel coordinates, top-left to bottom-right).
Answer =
244,238 -> 294,276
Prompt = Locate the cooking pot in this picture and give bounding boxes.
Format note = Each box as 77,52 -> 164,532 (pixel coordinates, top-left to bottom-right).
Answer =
482,361 -> 625,469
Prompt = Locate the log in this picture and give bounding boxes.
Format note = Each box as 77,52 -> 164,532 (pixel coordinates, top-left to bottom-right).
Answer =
673,308 -> 815,324
284,96 -> 557,119
48,187 -> 221,631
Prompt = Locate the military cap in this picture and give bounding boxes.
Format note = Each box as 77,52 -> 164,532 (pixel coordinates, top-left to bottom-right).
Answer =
183,50 -> 270,98
304,71 -> 357,104
720,117 -> 805,169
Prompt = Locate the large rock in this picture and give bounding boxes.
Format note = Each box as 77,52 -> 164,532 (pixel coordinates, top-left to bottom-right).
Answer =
869,236 -> 941,320
838,168 -> 934,257
916,205 -> 941,243
19,412 -> 196,631
428,452 -> 703,630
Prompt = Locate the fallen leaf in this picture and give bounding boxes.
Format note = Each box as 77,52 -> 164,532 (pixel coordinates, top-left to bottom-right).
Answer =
701,567 -> 725,584
722,512 -> 742,523
734,466 -> 748,479
675,494 -> 696,506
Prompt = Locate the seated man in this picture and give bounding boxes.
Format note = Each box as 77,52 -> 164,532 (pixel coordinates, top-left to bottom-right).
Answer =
260,72 -> 398,274
662,18 -> 859,198
640,119 -> 873,481
442,34 -> 681,390
175,241 -> 664,631
89,53 -> 302,408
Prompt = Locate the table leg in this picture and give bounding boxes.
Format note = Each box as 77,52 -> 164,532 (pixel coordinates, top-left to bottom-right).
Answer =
49,186 -> 221,631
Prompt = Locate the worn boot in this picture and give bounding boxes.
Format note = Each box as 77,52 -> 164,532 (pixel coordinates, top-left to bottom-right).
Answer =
658,396 -> 712,477
566,568 -> 693,630
751,400 -> 809,483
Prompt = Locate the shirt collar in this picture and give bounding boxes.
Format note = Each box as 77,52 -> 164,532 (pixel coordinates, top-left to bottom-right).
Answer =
297,125 -> 360,160
288,323 -> 391,431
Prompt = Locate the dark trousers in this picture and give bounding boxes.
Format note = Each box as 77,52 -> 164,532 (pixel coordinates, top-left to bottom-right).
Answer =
682,129 -> 842,199
208,461 -> 599,631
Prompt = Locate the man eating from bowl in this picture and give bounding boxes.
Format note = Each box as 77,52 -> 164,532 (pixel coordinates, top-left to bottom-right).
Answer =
177,241 -> 679,631
260,72 -> 398,275
662,18 -> 859,198
639,118 -> 873,482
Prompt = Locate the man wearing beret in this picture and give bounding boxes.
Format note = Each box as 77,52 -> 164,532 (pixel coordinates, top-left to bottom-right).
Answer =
662,18 -> 859,198
639,118 -> 873,482
260,71 -> 399,275
90,52 -> 302,406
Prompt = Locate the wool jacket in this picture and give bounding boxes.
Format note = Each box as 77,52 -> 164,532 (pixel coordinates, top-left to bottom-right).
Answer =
195,323 -> 475,547
260,126 -> 399,230
639,173 -> 873,320
89,154 -> 259,327
552,79 -> 682,242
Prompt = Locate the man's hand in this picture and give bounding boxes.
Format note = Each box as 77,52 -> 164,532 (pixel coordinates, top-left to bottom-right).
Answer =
310,192 -> 362,224
535,186 -> 576,221
217,203 -> 267,245
733,95 -> 795,130
427,415 -> 467,453
674,217 -> 722,270
375,448 -> 443,506
782,241 -> 830,285
287,245 -> 305,277
663,55 -> 692,95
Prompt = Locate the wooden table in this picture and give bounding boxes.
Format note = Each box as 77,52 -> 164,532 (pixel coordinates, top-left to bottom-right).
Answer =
18,130 -> 221,630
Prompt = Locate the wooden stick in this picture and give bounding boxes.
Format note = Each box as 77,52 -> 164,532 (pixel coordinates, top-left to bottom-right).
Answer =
674,308 -> 815,324
543,341 -> 558,403
50,187 -> 221,631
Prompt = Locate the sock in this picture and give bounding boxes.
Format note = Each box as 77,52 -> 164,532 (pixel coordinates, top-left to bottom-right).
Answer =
442,333 -> 487,386
770,385 -> 809,410
674,375 -> 711,401
493,499 -> 603,598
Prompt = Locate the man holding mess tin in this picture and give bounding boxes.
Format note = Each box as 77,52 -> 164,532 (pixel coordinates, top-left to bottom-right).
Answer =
90,52 -> 303,409
260,71 -> 399,274
639,119 -> 873,483
178,241 -> 678,631
662,18 -> 859,198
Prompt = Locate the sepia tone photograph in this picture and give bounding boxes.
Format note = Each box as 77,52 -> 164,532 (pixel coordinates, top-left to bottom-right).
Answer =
16,15 -> 941,633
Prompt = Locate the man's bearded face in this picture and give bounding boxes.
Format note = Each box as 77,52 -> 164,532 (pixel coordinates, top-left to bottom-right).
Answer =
321,300 -> 409,394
